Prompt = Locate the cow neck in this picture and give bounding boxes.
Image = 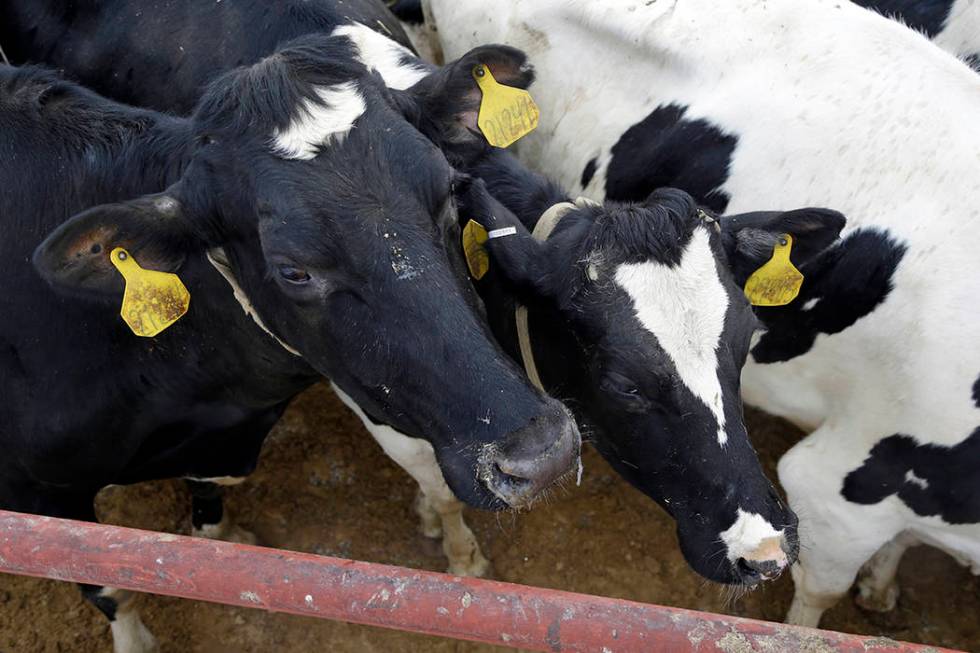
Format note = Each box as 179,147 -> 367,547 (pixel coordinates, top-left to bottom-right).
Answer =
515,198 -> 599,391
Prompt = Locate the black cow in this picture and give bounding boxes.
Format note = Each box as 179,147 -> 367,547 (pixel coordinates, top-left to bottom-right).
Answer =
0,35 -> 579,652
0,0 -> 416,114
0,0 -> 586,583
449,150 -> 847,586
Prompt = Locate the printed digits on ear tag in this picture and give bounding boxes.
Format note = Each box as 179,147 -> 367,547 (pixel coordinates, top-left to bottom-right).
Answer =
743,234 -> 804,307
473,64 -> 540,148
462,220 -> 490,280
110,247 -> 191,337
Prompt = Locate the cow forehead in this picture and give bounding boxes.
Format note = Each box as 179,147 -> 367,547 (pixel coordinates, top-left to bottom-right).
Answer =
270,81 -> 367,161
613,228 -> 730,445
333,22 -> 430,90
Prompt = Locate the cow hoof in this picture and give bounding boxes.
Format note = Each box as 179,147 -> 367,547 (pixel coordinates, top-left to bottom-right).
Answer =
111,612 -> 159,653
447,553 -> 491,578
854,578 -> 899,613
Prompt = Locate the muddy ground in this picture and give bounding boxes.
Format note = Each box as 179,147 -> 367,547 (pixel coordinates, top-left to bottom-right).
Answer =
1,383 -> 977,652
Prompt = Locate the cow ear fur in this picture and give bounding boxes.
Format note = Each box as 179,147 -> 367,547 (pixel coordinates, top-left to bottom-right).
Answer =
399,45 -> 534,168
720,208 -> 846,286
33,189 -> 196,298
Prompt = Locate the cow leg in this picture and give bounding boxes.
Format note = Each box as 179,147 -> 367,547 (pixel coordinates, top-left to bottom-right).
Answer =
80,585 -> 158,653
185,478 -> 257,544
778,430 -> 903,627
414,487 -> 443,538
854,532 -> 918,612
331,383 -> 490,577
414,479 -> 490,577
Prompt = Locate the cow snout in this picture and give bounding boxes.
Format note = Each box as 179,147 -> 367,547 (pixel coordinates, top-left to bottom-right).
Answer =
734,535 -> 795,585
479,400 -> 580,508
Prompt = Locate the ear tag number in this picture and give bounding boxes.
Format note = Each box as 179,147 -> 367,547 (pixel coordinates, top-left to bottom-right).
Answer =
473,64 -> 540,148
109,247 -> 191,337
462,220 -> 490,280
743,234 -> 804,307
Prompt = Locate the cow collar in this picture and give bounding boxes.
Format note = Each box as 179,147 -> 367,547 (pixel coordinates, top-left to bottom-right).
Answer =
516,197 -> 599,391
206,247 -> 301,356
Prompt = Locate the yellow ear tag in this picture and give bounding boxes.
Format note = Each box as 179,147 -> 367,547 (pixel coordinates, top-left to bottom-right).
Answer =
743,234 -> 804,307
109,247 -> 190,337
473,64 -> 540,149
462,219 -> 490,280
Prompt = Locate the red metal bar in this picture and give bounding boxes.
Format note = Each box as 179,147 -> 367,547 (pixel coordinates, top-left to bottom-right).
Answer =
0,510 -> 958,652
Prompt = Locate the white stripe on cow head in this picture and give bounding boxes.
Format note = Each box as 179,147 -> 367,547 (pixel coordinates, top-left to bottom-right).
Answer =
333,22 -> 430,90
614,227 -> 729,446
271,82 -> 366,160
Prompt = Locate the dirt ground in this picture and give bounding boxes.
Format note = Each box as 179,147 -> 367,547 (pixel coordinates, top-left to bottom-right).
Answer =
1,383 -> 977,652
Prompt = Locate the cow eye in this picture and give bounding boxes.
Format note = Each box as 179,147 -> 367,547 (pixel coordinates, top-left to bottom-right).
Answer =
600,372 -> 649,409
276,264 -> 311,284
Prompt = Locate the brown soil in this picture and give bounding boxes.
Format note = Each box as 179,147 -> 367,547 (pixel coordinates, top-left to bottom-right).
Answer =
1,383 -> 977,652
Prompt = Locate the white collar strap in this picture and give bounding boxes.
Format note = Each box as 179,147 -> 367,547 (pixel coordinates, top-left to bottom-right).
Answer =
206,248 -> 301,357
516,197 -> 599,391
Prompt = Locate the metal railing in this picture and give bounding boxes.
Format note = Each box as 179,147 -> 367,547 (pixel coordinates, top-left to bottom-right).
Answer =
0,510 -> 959,652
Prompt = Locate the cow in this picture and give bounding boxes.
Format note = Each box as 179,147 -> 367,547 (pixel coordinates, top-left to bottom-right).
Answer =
0,0 -> 569,583
0,33 -> 581,652
450,151 -> 852,586
420,0 -> 980,628
854,0 -> 980,69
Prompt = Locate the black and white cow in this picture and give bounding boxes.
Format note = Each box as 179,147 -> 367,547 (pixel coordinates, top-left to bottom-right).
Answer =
854,0 -> 980,69
0,34 -> 581,651
0,0 -> 575,582
452,150 -> 851,586
422,0 -> 980,628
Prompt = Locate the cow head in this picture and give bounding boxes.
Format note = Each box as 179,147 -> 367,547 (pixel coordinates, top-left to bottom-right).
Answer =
31,34 -> 579,511
462,175 -> 844,584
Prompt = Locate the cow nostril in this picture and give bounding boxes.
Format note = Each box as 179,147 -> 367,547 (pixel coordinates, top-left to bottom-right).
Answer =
493,461 -> 521,482
736,557 -> 761,583
485,461 -> 535,506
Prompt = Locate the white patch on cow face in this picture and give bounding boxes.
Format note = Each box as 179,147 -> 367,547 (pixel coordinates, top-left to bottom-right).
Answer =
614,228 -> 730,445
720,508 -> 786,564
333,22 -> 430,90
271,82 -> 366,160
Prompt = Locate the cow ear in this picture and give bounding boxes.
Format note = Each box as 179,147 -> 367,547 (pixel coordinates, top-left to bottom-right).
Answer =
456,177 -> 550,295
719,208 -> 846,285
33,190 -> 196,297
399,45 -> 534,167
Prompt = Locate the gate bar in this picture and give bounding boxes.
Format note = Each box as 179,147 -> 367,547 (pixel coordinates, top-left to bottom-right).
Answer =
0,510 -> 958,652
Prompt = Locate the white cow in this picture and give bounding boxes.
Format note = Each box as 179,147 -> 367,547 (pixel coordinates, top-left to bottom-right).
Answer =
421,0 -> 980,627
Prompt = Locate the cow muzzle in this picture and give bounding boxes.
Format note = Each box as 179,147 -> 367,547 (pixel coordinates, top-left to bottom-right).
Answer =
732,527 -> 801,585
478,400 -> 581,509
721,508 -> 800,586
